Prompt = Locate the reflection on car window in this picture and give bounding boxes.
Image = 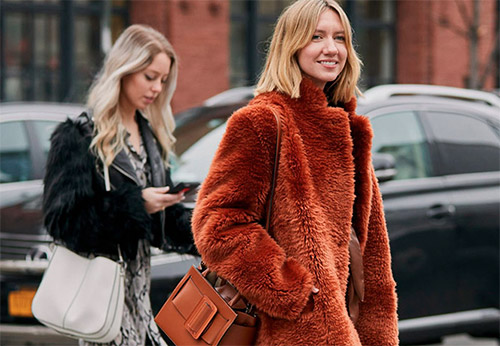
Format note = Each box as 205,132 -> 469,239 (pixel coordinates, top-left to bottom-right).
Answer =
175,117 -> 227,156
172,122 -> 227,183
0,121 -> 31,183
371,111 -> 433,180
30,120 -> 60,165
425,112 -> 500,175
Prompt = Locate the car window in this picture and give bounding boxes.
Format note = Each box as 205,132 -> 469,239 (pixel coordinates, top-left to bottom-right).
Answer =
30,120 -> 60,165
371,111 -> 433,180
172,122 -> 228,182
175,117 -> 227,156
424,112 -> 500,175
0,121 -> 31,183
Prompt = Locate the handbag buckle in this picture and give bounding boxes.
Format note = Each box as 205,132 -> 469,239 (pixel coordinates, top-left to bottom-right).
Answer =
184,296 -> 218,340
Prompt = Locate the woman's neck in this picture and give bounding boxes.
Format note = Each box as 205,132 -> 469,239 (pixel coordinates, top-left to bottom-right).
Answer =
119,104 -> 137,129
119,106 -> 141,152
118,93 -> 138,126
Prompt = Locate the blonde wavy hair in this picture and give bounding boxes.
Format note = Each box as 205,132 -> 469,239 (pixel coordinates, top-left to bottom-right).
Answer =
255,0 -> 362,104
87,24 -> 178,168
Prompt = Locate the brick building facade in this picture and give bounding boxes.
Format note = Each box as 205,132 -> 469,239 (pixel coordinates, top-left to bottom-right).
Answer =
130,0 -> 230,113
1,0 -> 498,111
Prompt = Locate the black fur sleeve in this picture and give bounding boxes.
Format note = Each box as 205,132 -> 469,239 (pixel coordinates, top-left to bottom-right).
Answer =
43,118 -> 100,251
163,203 -> 198,255
43,118 -> 150,258
155,168 -> 197,255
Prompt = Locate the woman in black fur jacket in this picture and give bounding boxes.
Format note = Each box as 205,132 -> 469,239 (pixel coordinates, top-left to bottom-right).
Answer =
43,25 -> 193,346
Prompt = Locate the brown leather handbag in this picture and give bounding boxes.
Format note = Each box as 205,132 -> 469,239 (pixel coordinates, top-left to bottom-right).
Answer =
154,265 -> 258,345
154,107 -> 282,346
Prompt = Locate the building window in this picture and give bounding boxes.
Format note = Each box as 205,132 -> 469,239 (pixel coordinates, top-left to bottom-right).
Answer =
0,0 -> 128,103
348,0 -> 396,88
229,0 -> 293,87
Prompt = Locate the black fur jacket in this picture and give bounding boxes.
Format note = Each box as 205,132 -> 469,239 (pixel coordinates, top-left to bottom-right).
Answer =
43,112 -> 196,260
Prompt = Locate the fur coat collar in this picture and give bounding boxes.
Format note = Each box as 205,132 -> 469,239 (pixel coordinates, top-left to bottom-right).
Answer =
192,78 -> 398,345
260,79 -> 376,252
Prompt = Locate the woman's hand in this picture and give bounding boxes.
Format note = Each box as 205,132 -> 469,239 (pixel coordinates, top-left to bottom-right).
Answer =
304,286 -> 319,314
142,186 -> 184,214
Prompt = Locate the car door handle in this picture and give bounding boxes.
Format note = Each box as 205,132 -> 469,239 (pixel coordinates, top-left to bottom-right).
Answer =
427,204 -> 456,219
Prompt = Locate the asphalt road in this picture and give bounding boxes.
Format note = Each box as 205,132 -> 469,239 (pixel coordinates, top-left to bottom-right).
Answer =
429,334 -> 499,345
0,325 -> 498,346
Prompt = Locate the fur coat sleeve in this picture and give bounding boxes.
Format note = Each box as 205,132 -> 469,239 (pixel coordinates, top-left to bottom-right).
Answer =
355,167 -> 399,345
161,203 -> 197,255
192,108 -> 314,320
43,118 -> 151,259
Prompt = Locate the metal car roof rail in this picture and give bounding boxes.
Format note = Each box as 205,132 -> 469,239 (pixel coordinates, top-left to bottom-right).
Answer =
360,84 -> 500,108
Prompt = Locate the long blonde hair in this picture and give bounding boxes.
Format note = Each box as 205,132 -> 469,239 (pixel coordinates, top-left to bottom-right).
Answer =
255,0 -> 362,104
87,24 -> 178,168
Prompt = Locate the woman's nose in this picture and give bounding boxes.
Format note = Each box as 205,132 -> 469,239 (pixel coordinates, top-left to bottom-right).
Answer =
323,38 -> 339,54
152,79 -> 162,93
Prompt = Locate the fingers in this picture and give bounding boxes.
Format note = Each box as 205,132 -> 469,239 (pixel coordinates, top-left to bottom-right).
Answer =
154,186 -> 185,207
162,192 -> 185,204
142,186 -> 185,214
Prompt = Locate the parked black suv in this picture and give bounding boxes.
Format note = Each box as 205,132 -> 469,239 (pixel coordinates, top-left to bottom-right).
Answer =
358,94 -> 499,344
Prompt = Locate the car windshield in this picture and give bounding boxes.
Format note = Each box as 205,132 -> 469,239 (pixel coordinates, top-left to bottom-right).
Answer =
171,122 -> 227,183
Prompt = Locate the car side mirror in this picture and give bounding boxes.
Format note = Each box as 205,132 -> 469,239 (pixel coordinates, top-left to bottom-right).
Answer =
372,153 -> 397,183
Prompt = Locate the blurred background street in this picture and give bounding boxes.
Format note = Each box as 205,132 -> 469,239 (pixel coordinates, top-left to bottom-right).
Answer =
0,325 -> 499,346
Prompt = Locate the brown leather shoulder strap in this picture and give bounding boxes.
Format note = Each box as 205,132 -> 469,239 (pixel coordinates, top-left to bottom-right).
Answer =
265,106 -> 282,231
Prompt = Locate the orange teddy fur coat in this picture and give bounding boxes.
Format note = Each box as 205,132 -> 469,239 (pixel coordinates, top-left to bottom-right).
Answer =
192,79 -> 399,346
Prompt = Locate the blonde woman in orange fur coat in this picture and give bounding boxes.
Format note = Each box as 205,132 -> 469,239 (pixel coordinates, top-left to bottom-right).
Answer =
192,0 -> 399,345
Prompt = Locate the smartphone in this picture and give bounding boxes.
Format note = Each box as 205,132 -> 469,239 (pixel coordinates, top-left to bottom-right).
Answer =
167,182 -> 200,195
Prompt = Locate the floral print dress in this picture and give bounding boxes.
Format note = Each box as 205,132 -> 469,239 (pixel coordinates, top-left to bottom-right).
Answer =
80,132 -> 166,346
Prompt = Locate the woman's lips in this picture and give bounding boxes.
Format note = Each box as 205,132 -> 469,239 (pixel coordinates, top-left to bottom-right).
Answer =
318,60 -> 338,69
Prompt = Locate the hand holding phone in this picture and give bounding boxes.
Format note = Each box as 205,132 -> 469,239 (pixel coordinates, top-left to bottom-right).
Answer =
167,182 -> 200,195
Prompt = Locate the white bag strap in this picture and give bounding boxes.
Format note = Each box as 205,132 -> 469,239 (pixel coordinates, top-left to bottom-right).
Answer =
117,244 -> 124,268
104,163 -> 111,192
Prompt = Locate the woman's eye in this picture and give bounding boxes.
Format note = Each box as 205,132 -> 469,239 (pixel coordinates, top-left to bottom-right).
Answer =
335,35 -> 346,42
145,74 -> 154,81
312,35 -> 322,40
161,79 -> 168,84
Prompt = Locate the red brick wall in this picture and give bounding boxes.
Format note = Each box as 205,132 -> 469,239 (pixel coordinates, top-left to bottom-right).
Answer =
168,0 -> 230,112
130,0 -> 170,37
129,0 -> 230,113
397,0 -> 434,84
397,0 -> 498,90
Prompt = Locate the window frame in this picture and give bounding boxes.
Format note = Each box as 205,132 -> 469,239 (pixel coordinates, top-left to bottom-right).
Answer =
348,0 -> 397,88
0,109 -> 78,183
419,106 -> 500,177
367,103 -> 438,181
0,119 -> 33,183
0,0 -> 129,102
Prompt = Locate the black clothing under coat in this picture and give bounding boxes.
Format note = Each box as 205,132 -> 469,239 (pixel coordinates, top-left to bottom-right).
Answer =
43,112 -> 195,260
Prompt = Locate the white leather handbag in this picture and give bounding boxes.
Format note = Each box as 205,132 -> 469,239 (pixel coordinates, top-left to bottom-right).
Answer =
32,245 -> 125,343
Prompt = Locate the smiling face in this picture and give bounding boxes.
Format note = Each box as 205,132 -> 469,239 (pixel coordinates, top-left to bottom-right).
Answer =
297,9 -> 347,89
119,52 -> 171,113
